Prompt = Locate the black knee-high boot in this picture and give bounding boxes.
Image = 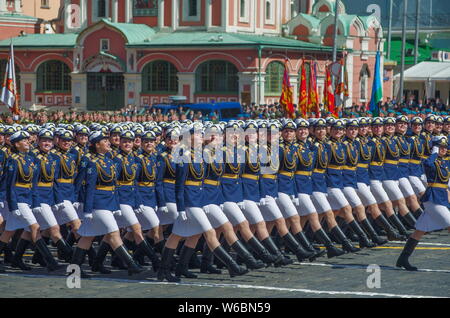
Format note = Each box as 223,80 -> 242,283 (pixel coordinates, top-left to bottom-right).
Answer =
11,239 -> 32,270
260,236 -> 293,267
65,231 -> 77,247
153,239 -> 166,255
330,226 -> 361,253
412,208 -> 423,219
157,247 -> 180,282
360,219 -> 388,245
246,237 -> 278,265
294,231 -> 326,260
282,232 -> 315,262
374,214 -> 406,241
348,220 -> 377,248
0,241 -> 7,272
396,237 -> 419,271
388,214 -> 409,236
200,242 -> 221,274
113,245 -> 144,276
231,240 -> 265,270
35,238 -> 62,271
175,245 -> 198,278
70,247 -> 91,278
133,240 -> 161,272
91,241 -> 112,274
56,238 -> 74,263
402,212 -> 417,229
213,245 -> 248,277
313,228 -> 345,258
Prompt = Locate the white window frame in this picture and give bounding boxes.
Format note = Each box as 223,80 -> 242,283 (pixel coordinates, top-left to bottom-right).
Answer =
265,0 -> 275,25
100,39 -> 110,52
239,0 -> 249,23
92,0 -> 110,22
183,0 -> 201,22
41,0 -> 50,9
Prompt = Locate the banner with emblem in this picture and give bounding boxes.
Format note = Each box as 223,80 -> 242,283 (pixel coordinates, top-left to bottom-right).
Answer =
0,41 -> 19,116
308,62 -> 320,118
298,60 -> 308,118
335,54 -> 349,109
279,59 -> 295,118
323,65 -> 337,118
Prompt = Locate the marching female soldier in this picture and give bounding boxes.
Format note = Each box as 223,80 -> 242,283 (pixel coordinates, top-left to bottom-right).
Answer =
72,131 -> 143,277
0,131 -> 61,271
396,136 -> 450,271
408,117 -> 427,198
157,128 -> 248,282
294,119 -> 345,258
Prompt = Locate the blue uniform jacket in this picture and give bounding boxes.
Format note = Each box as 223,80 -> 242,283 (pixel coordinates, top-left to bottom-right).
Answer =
259,144 -> 279,198
31,150 -> 60,208
277,141 -> 298,196
367,136 -> 386,181
53,149 -> 77,204
221,146 -> 244,203
135,151 -> 159,209
311,139 -> 329,193
294,140 -> 315,195
175,150 -> 205,211
396,133 -> 411,179
342,137 -> 359,189
383,135 -> 400,181
356,136 -> 372,185
241,145 -> 261,202
5,152 -> 36,211
422,153 -> 449,207
408,134 -> 425,177
113,150 -> 139,209
326,138 -> 346,189
158,147 -> 177,204
203,149 -> 224,206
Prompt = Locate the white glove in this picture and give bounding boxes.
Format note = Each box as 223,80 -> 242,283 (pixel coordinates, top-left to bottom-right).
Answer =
259,198 -> 266,206
432,146 -> 440,154
290,194 -> 296,201
293,198 -> 300,207
0,201 -> 4,209
32,207 -> 41,214
180,211 -> 187,221
84,213 -> 93,220
237,202 -> 245,210
72,202 -> 81,210
159,206 -> 169,213
219,204 -> 224,210
135,204 -> 145,214
113,210 -> 122,216
12,209 -> 21,217
54,202 -> 65,211
203,205 -> 210,214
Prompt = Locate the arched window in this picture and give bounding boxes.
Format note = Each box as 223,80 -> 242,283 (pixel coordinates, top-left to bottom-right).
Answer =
196,60 -> 238,93
265,61 -> 284,95
36,60 -> 71,92
98,0 -> 107,18
142,60 -> 178,93
360,64 -> 371,101
0,60 -> 20,93
266,0 -> 272,20
240,0 -> 246,18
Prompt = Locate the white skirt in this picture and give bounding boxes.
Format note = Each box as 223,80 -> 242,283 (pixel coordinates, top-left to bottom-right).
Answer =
5,203 -> 38,232
242,200 -> 265,225
398,177 -> 416,198
370,180 -> 391,204
311,192 -> 332,214
342,187 -> 363,208
416,201 -> 450,232
327,188 -> 350,211
408,176 -> 426,195
382,180 -> 404,201
276,192 -> 299,218
296,193 -> 316,216
259,196 -> 284,222
116,204 -> 140,228
33,203 -> 58,231
156,202 -> 179,226
222,201 -> 247,226
77,209 -> 119,237
136,205 -> 160,231
356,183 -> 377,207
203,204 -> 229,229
172,207 -> 213,237
54,200 -> 79,225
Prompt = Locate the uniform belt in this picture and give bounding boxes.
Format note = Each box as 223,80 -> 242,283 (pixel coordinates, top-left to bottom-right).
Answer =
343,166 -> 356,171
421,155 -> 429,159
37,182 -> 53,187
313,168 -> 326,174
370,162 -> 383,166
444,157 -> 450,161
327,165 -> 343,170
357,163 -> 369,168
185,180 -> 202,186
204,179 -> 220,186
222,174 -> 239,179
56,178 -> 73,184
15,183 -> 32,189
279,170 -> 294,177
295,171 -> 312,176
241,174 -> 259,180
261,174 -> 277,179
399,159 -> 409,164
138,182 -> 155,187
384,160 -> 398,165
428,183 -> 448,189
96,185 -> 115,191
163,178 -> 175,184
117,181 -> 133,186
409,159 -> 421,164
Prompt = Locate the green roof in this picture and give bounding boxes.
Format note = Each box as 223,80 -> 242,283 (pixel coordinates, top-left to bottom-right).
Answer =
297,13 -> 321,29
0,33 -> 78,48
129,31 -> 332,51
385,38 -> 434,65
78,19 -> 155,45
0,12 -> 38,21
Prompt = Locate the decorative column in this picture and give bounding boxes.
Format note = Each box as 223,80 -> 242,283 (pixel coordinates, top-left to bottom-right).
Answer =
112,0 -> 119,22
14,0 -> 21,12
0,0 -> 7,13
125,0 -> 133,23
289,74 -> 299,106
205,0 -> 212,30
158,0 -> 165,29
172,0 -> 179,31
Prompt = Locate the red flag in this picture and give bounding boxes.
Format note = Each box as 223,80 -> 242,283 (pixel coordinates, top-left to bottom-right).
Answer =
323,65 -> 337,117
298,61 -> 308,118
1,42 -> 19,116
308,62 -> 320,118
279,59 -> 294,118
